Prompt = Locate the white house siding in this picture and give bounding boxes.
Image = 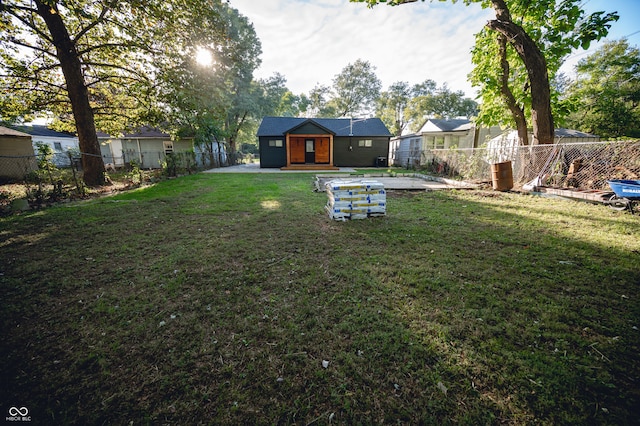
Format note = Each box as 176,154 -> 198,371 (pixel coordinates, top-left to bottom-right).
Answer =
486,129 -> 601,163
31,135 -> 79,166
120,138 -> 193,169
11,126 -> 79,167
390,120 -> 502,167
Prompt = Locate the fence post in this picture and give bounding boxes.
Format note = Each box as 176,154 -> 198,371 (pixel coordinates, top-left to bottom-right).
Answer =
68,151 -> 84,195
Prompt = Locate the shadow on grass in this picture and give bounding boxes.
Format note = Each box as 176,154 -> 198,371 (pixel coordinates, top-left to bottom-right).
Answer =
0,174 -> 638,424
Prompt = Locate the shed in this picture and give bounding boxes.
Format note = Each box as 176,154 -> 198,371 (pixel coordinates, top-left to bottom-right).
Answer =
98,126 -> 196,169
257,117 -> 392,169
0,126 -> 37,180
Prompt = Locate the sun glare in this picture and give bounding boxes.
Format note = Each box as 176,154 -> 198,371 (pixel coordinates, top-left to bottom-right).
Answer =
195,47 -> 213,66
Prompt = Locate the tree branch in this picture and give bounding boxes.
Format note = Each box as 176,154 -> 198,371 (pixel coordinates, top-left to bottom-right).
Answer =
3,5 -> 54,44
6,36 -> 58,59
1,74 -> 67,91
497,34 -> 528,145
73,2 -> 113,43
77,41 -> 153,57
81,61 -> 150,80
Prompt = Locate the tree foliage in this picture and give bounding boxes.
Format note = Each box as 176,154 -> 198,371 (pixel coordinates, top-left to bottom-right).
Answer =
329,59 -> 382,117
0,0 -> 165,184
564,40 -> 640,139
1,0 -> 264,175
469,0 -> 618,144
376,81 -> 414,136
303,83 -> 337,118
351,0 -> 618,145
152,1 -> 263,164
376,80 -> 477,136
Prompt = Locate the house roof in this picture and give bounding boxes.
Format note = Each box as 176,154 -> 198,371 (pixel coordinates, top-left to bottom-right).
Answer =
0,126 -> 31,138
98,126 -> 170,139
10,124 -> 76,138
493,128 -> 599,142
98,126 -> 197,139
122,126 -> 171,138
257,116 -> 392,137
554,128 -> 598,138
420,118 -> 472,133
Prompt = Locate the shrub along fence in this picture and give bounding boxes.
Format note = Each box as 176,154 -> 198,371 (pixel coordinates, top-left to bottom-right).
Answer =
395,140 -> 640,190
1,149 -> 228,183
0,149 -> 227,211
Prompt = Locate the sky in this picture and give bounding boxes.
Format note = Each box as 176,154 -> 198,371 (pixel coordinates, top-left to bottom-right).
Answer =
228,0 -> 640,99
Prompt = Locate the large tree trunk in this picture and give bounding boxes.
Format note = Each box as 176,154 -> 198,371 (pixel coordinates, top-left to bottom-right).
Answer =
497,34 -> 529,145
35,1 -> 105,185
225,111 -> 248,165
487,0 -> 554,145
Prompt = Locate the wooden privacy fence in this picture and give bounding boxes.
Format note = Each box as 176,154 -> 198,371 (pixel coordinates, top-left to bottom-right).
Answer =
394,140 -> 640,190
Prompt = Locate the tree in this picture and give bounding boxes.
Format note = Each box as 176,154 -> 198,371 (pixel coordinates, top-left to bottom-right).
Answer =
254,73 -> 307,118
351,0 -> 617,145
151,1 -> 262,166
375,79 -> 477,135
470,0 -> 618,145
236,73 -> 308,152
329,59 -> 382,117
0,0 -> 163,185
303,84 -> 336,117
403,83 -> 478,132
376,81 -> 414,136
218,5 -> 262,163
565,40 -> 640,139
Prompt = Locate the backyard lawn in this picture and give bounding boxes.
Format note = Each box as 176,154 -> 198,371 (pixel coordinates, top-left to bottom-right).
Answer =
1,172 -> 639,425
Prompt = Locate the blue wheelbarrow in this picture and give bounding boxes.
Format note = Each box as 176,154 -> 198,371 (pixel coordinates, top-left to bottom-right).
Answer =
606,179 -> 640,213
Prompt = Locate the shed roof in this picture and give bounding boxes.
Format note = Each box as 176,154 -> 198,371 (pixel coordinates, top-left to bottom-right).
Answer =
0,126 -> 31,138
257,117 -> 392,137
492,128 -> 599,141
554,128 -> 598,138
122,126 -> 171,138
98,126 -> 196,139
10,124 -> 76,138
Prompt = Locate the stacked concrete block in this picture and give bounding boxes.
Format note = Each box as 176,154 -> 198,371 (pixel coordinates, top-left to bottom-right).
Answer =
325,180 -> 386,220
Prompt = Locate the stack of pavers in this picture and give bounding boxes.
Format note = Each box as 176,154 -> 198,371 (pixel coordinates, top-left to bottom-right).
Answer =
325,180 -> 386,220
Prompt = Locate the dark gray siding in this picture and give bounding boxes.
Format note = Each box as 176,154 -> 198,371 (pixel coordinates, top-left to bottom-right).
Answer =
333,137 -> 390,167
289,122 -> 329,135
259,136 -> 287,168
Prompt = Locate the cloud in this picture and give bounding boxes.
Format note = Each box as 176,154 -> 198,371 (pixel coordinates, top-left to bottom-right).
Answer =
231,0 -> 493,97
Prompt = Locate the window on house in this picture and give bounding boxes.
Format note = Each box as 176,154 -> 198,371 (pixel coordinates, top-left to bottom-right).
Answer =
408,138 -> 420,156
358,139 -> 372,147
54,142 -> 62,151
306,139 -> 315,152
269,139 -> 283,147
435,137 -> 445,149
163,141 -> 174,155
450,136 -> 460,147
425,136 -> 435,150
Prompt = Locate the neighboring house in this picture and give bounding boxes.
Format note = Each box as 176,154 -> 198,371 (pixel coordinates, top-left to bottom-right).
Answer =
11,125 -> 79,167
257,116 -> 392,169
486,128 -> 601,163
390,118 -> 503,167
0,126 -> 37,180
98,127 -> 197,169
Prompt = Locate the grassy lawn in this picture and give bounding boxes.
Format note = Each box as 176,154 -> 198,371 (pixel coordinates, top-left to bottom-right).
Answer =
1,172 -> 639,425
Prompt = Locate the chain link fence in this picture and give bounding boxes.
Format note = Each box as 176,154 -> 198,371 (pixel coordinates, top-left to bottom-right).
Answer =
1,149 -> 233,213
1,148 -> 234,183
395,140 -> 640,190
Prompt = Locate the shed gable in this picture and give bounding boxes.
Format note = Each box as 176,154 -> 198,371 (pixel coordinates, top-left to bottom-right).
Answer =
288,121 -> 334,135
